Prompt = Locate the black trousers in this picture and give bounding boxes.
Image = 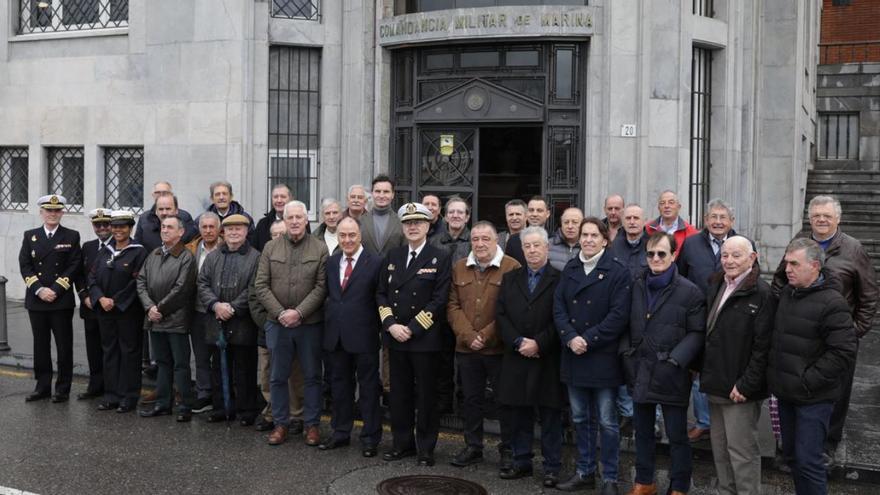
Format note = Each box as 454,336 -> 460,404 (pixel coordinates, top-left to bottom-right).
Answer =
209,343 -> 259,419
27,309 -> 74,396
457,352 -> 511,450
328,346 -> 382,447
435,332 -> 455,409
98,311 -> 143,406
82,316 -> 104,395
389,349 -> 440,455
826,341 -> 858,450
151,332 -> 194,412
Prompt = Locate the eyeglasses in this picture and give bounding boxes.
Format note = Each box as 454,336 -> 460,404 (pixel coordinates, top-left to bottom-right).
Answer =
646,250 -> 670,259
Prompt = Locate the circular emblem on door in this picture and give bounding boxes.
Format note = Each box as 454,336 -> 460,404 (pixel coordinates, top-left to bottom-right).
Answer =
466,93 -> 485,111
463,87 -> 489,115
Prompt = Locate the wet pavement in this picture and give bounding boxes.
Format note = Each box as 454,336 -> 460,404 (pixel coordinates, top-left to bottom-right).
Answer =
1,299 -> 878,494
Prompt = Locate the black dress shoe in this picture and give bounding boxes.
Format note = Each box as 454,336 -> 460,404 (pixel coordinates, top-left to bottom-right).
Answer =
543,472 -> 559,488
556,472 -> 596,492
362,446 -> 378,458
600,480 -> 620,495
51,394 -> 69,403
77,391 -> 102,401
176,411 -> 192,423
255,419 -> 275,432
139,406 -> 172,418
319,438 -> 350,451
382,449 -> 416,462
499,465 -> 533,480
25,392 -> 50,402
116,404 -> 135,413
417,456 -> 435,467
97,402 -> 119,411
239,416 -> 256,427
206,412 -> 229,423
289,419 -> 304,435
451,446 -> 483,467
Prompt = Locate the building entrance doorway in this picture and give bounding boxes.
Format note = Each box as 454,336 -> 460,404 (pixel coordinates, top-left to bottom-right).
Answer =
390,41 -> 587,231
416,125 -> 541,228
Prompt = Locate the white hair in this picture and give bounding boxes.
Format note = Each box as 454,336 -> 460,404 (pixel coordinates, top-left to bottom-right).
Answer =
283,200 -> 308,217
520,226 -> 549,246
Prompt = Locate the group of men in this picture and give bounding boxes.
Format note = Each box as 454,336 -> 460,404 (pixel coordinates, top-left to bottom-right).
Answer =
18,173 -> 877,494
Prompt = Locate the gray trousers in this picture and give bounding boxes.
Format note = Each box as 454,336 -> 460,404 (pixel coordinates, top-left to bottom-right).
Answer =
151,331 -> 193,412
190,312 -> 212,399
708,396 -> 763,495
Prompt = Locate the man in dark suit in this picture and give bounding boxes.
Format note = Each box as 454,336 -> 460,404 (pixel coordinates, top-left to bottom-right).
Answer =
318,217 -> 383,457
496,226 -> 564,488
75,208 -> 114,400
504,196 -> 551,267
377,202 -> 452,467
18,194 -> 83,403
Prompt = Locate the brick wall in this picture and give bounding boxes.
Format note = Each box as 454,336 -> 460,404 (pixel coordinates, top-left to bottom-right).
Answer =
820,0 -> 880,63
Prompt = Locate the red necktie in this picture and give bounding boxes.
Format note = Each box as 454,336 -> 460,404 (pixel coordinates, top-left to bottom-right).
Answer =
341,257 -> 353,290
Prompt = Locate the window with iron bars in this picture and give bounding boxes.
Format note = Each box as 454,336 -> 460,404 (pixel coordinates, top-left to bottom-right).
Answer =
271,0 -> 319,21
689,47 -> 712,226
0,147 -> 29,211
818,113 -> 859,160
269,46 -> 321,220
47,147 -> 84,213
104,147 -> 144,214
18,0 -> 128,35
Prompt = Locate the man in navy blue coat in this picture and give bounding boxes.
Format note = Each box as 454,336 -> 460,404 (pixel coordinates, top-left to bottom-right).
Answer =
553,217 -> 632,494
319,217 -> 383,458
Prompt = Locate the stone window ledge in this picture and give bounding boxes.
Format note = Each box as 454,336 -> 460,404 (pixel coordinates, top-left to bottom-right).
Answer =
8,27 -> 127,43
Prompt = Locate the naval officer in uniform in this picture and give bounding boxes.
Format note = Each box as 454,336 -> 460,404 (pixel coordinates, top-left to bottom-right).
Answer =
75,208 -> 114,400
377,202 -> 452,467
18,194 -> 83,403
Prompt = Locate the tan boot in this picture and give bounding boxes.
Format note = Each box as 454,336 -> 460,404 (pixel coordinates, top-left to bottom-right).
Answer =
626,483 -> 657,495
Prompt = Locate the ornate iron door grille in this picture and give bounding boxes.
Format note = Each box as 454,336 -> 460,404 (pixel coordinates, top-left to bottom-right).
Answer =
47,147 -> 84,213
104,147 -> 144,214
0,147 -> 29,211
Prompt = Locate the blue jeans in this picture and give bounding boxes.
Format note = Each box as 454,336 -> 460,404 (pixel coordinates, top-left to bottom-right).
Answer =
266,321 -> 322,427
778,400 -> 834,495
634,402 -> 692,492
617,384 -> 633,417
509,405 -> 562,474
692,377 -> 710,429
568,385 -> 619,481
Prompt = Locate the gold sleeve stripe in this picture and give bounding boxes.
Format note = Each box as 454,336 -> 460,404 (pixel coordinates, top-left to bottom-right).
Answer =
56,277 -> 71,290
415,310 -> 434,330
378,306 -> 394,321
25,276 -> 39,287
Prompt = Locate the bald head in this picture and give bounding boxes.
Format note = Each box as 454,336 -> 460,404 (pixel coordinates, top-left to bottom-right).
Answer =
720,235 -> 756,279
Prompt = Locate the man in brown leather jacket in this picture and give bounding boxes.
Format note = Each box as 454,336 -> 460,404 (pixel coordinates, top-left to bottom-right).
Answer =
772,195 -> 878,463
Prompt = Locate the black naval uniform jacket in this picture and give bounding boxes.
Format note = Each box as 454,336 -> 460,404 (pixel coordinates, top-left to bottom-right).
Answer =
88,241 -> 149,318
77,238 -> 111,319
19,225 -> 82,311
376,243 -> 452,353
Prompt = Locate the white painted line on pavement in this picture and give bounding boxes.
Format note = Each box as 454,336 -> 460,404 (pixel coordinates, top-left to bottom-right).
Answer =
0,487 -> 41,495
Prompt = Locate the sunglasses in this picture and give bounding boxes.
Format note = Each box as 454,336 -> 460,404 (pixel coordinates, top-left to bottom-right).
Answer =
646,250 -> 670,259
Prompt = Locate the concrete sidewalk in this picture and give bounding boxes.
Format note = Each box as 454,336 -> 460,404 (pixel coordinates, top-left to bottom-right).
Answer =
2,298 -> 879,481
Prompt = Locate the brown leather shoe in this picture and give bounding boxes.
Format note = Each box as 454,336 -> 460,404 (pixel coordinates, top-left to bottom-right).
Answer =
668,492 -> 686,495
268,425 -> 289,446
305,425 -> 321,446
687,427 -> 709,442
625,482 -> 657,495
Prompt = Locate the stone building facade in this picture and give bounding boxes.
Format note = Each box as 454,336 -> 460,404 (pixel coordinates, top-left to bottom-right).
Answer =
0,0 -> 819,298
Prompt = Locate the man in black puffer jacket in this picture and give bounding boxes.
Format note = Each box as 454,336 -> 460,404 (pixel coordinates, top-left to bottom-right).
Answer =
768,238 -> 857,495
699,236 -> 775,495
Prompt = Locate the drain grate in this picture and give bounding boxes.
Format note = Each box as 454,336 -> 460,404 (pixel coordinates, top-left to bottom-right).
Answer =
377,475 -> 487,495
